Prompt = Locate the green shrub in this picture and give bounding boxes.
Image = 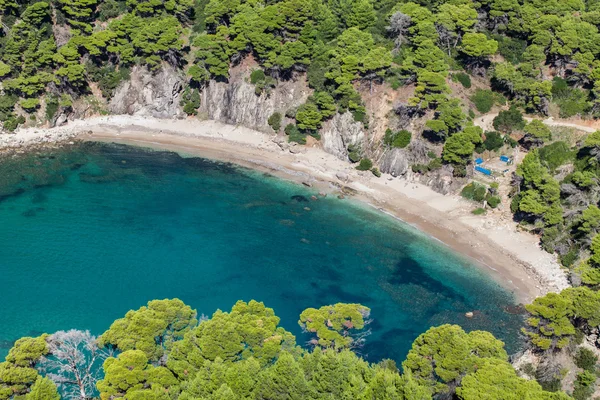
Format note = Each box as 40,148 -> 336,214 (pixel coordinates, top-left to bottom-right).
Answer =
371,167 -> 381,177
412,163 -> 429,173
347,144 -> 361,163
471,89 -> 496,113
183,103 -> 197,115
551,77 -> 590,117
574,348 -> 598,372
487,196 -> 501,208
180,87 -> 201,116
356,158 -> 373,171
388,76 -> 402,90
493,106 -> 525,133
452,72 -> 471,88
493,34 -> 527,64
98,0 -> 126,21
507,136 -> 518,148
552,77 -> 570,99
557,88 -> 590,118
384,129 -> 394,146
541,226 -> 560,252
560,248 -> 578,268
59,94 -> 73,108
411,158 -> 442,174
510,192 -> 523,213
524,120 -> 551,143
0,94 -> 18,121
285,108 -> 297,118
255,77 -> 276,95
472,208 -> 487,215
2,115 -> 25,131
461,183 -> 477,200
538,377 -> 562,393
468,108 -> 475,119
573,371 -> 596,400
352,108 -> 367,124
250,70 -> 276,95
250,69 -> 266,84
483,131 -> 504,151
20,98 -> 39,112
521,363 -> 536,377
538,141 -> 574,172
284,124 -> 305,144
428,158 -> 442,170
453,164 -> 467,177
307,59 -> 327,91
87,62 -> 130,98
384,129 -> 412,148
268,112 -> 282,132
45,96 -> 59,121
461,182 -> 487,202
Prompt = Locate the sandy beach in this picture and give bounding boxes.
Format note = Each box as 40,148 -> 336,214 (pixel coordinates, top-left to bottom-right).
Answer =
5,115 -> 569,303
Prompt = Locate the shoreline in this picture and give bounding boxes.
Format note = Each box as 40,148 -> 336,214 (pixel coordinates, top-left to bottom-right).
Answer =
7,115 -> 570,303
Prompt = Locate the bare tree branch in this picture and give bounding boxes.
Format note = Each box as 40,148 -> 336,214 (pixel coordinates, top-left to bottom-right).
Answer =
38,330 -> 112,400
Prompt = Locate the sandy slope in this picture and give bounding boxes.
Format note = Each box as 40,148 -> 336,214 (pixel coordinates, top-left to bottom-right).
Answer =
5,115 -> 570,302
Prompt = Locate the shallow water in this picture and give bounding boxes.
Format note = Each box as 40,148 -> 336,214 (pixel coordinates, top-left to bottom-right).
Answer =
0,142 -> 523,362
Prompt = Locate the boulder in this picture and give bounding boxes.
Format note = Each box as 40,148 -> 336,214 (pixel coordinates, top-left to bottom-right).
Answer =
336,170 -> 350,183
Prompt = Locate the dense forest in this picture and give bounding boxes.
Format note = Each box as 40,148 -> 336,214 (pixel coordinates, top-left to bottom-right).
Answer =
0,298 -> 587,400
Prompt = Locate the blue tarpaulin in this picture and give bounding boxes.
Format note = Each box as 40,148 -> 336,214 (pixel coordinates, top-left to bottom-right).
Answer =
475,166 -> 492,175
475,158 -> 484,165
500,155 -> 510,162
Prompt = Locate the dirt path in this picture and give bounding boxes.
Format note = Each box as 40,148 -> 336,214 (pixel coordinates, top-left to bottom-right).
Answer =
474,113 -> 599,133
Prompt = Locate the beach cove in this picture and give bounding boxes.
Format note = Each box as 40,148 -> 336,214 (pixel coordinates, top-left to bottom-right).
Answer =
3,115 -> 568,301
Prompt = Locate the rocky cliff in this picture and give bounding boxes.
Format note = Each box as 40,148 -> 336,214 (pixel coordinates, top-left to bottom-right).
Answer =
379,139 -> 430,177
100,62 -> 459,194
198,77 -> 310,133
379,138 -> 465,195
320,112 -> 366,160
109,64 -> 185,118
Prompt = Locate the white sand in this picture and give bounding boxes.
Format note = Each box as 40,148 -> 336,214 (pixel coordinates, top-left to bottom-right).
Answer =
5,115 -> 570,302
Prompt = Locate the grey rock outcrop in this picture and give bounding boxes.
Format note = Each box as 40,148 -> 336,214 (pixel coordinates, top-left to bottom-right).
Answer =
421,166 -> 456,194
199,79 -> 309,132
109,64 -> 184,118
379,139 -> 431,177
380,148 -> 412,176
320,112 -> 365,160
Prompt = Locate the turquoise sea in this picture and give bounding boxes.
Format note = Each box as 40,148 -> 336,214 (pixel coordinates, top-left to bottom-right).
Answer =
0,142 -> 523,362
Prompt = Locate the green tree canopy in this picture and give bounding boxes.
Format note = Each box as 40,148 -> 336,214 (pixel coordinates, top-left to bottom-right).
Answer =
402,324 -> 507,395
523,286 -> 600,350
298,303 -> 371,350
96,350 -> 178,399
442,127 -> 483,165
0,336 -> 51,399
99,298 -> 197,362
457,358 -> 571,400
167,300 -> 297,378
